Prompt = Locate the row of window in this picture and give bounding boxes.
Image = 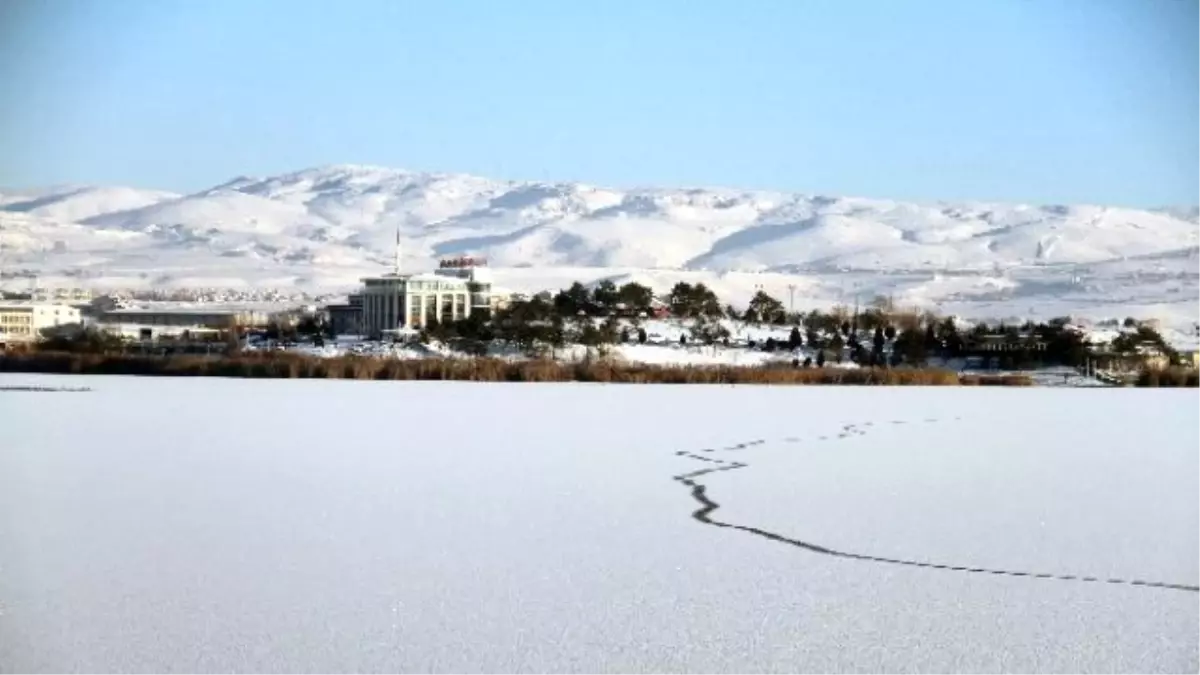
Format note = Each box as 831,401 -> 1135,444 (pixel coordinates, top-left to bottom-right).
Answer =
363,292 -> 471,329
364,279 -> 470,293
0,314 -> 33,325
409,280 -> 467,292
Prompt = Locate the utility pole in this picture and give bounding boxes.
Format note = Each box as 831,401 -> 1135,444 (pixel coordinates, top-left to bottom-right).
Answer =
787,284 -> 796,314
393,227 -> 402,276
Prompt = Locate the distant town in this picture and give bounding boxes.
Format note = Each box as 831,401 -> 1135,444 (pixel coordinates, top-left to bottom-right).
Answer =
1,254 -> 1197,387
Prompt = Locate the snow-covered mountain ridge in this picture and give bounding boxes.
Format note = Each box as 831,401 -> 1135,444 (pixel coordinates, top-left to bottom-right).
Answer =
1,164 -> 1197,334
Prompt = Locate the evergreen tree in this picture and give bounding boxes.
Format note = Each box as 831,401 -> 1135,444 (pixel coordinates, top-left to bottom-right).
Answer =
938,318 -> 965,355
693,283 -> 724,320
575,322 -> 603,347
805,326 -> 820,348
788,325 -> 803,350
592,280 -> 619,312
873,325 -> 886,352
616,282 -> 654,315
667,282 -> 722,319
829,332 -> 844,353
668,282 -> 695,317
894,328 -> 929,366
598,316 -> 621,344
553,282 -> 592,316
296,315 -> 324,337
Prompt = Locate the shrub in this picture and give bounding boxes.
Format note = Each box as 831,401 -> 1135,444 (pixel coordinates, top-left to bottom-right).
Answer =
1136,367 -> 1199,388
0,351 -> 1042,386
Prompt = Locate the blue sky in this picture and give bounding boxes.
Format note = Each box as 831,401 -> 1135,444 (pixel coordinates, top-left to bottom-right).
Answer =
0,0 -> 1195,206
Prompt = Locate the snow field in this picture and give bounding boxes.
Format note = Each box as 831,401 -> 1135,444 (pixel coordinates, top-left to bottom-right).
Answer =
0,374 -> 1196,672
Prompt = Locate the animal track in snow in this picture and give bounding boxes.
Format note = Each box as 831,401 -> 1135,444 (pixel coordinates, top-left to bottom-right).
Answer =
672,417 -> 1198,594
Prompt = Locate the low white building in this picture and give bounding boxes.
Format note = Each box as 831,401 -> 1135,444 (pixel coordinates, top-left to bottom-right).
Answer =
0,302 -> 83,346
96,306 -> 270,328
94,323 -> 223,342
31,287 -> 94,304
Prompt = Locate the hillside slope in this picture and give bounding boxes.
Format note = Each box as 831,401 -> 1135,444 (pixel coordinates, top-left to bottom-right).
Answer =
1,164 -> 1197,330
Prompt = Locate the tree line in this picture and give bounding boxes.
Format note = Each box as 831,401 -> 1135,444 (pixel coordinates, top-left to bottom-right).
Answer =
31,278 -> 1186,372
399,280 -> 1186,369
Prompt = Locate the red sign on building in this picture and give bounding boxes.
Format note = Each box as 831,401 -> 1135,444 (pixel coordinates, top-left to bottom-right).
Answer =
438,256 -> 488,269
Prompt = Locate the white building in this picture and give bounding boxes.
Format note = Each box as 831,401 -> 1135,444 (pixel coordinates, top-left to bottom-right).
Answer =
93,323 -> 223,342
31,287 -> 94,304
95,307 -> 270,328
0,302 -> 83,345
359,255 -> 509,338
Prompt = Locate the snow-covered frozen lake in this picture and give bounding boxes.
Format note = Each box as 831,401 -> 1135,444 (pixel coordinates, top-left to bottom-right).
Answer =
1,374 -> 1196,673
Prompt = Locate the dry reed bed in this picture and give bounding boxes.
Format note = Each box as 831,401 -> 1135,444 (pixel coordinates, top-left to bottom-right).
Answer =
1137,367 -> 1200,388
0,351 -> 1040,386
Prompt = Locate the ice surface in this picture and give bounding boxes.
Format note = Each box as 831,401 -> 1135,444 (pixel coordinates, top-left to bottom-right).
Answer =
0,374 -> 1196,673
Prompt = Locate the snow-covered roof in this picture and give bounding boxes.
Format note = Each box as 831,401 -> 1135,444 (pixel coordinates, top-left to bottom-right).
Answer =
99,322 -> 221,332
361,272 -> 470,285
104,307 -> 248,316
0,301 -> 80,311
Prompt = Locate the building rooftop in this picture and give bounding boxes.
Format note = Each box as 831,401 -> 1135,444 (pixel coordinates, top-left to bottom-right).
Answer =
0,301 -> 81,311
104,307 -> 246,315
360,271 -> 471,284
98,301 -> 286,315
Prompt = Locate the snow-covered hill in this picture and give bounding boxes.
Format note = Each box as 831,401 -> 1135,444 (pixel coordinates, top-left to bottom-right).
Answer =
1,164 -> 1197,331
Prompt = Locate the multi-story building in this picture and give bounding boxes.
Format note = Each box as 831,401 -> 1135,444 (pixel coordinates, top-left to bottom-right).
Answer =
0,302 -> 83,346
359,256 -> 508,338
326,294 -> 363,337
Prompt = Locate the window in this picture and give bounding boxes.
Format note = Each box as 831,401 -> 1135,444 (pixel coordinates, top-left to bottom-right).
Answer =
424,295 -> 438,322
409,295 -> 422,325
